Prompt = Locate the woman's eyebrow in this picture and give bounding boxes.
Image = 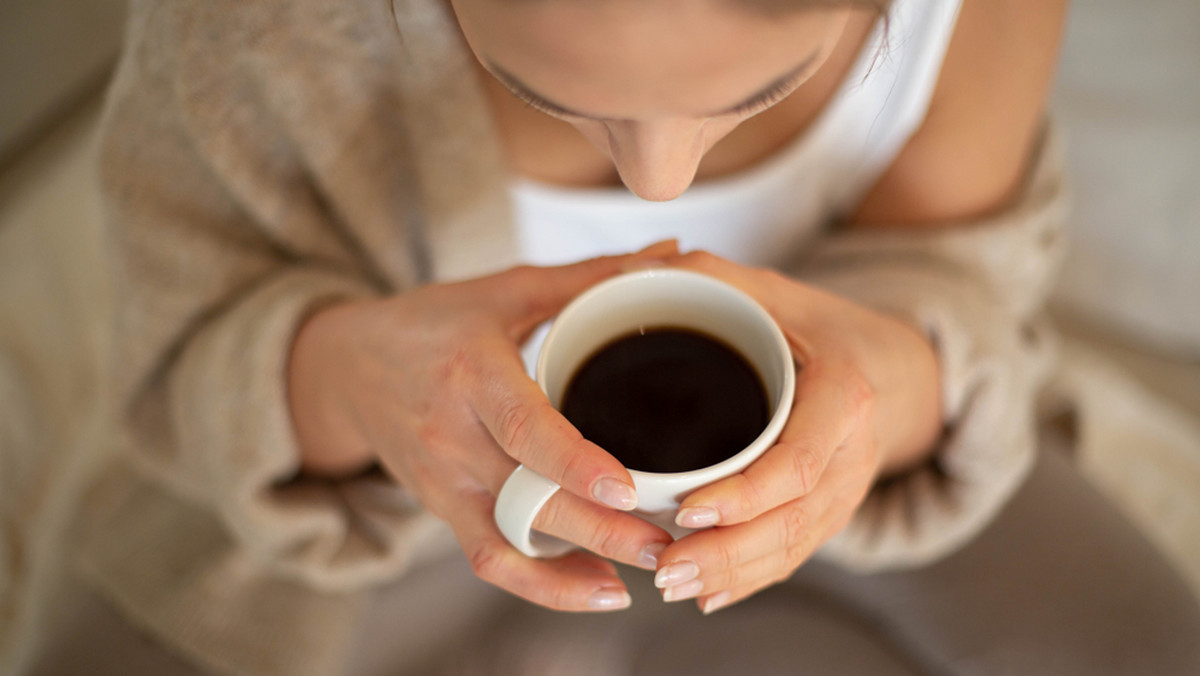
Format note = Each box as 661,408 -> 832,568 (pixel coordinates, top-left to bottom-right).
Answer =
484,50 -> 822,120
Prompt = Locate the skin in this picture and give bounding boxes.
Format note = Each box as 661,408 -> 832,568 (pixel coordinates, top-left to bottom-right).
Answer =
289,0 -> 1067,614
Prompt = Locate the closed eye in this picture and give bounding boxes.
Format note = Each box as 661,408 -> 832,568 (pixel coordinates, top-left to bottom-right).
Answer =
484,49 -> 821,122
724,75 -> 806,117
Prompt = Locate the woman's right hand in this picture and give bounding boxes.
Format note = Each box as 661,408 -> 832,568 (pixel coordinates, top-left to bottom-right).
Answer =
286,242 -> 678,611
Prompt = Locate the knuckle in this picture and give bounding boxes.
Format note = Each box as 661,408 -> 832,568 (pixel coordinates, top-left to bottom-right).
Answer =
546,580 -> 578,611
559,439 -> 590,478
504,264 -> 538,287
781,502 -> 811,548
415,418 -> 447,450
441,348 -> 490,400
734,474 -> 767,520
590,518 -> 632,558
682,250 -> 719,269
500,265 -> 550,317
438,344 -> 477,386
783,541 -> 811,572
468,541 -> 506,583
844,370 -> 876,421
785,442 -> 823,496
712,538 -> 741,571
496,399 -> 540,454
716,565 -> 745,591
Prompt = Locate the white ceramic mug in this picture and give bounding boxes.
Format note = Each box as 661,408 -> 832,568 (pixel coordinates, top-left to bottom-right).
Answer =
494,268 -> 796,558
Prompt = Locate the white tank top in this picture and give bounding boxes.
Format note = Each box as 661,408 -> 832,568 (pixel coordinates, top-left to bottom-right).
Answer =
506,0 -> 963,271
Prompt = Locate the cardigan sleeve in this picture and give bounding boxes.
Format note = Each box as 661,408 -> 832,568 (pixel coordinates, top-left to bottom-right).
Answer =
796,126 -> 1068,571
97,0 -> 443,592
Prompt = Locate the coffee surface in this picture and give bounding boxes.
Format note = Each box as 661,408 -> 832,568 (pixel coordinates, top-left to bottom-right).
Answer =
560,328 -> 769,473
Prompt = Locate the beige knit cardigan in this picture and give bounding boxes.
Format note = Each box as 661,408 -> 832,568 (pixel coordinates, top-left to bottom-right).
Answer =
77,0 -> 1066,673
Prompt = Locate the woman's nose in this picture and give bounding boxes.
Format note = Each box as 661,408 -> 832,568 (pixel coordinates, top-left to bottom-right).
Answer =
605,118 -> 708,202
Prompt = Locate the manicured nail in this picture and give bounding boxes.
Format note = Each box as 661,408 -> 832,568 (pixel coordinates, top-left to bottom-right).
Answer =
588,587 -> 632,611
654,560 -> 700,588
675,506 -> 719,529
702,591 -> 731,615
663,579 -> 703,602
592,478 -> 637,510
637,542 -> 667,570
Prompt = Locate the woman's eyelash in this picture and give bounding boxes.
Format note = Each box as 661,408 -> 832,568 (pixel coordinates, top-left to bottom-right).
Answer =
729,78 -> 801,117
505,74 -> 802,120
511,90 -> 578,119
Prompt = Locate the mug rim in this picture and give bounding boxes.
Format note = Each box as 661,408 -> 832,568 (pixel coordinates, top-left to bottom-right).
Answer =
536,267 -> 796,483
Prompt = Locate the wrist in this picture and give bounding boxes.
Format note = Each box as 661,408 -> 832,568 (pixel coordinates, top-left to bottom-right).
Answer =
873,319 -> 943,477
288,301 -> 376,477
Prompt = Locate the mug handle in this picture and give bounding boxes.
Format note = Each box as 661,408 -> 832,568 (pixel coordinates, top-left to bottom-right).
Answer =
494,465 -> 578,558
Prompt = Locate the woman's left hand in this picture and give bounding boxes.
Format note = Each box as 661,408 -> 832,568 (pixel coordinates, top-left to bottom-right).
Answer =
651,251 -> 943,614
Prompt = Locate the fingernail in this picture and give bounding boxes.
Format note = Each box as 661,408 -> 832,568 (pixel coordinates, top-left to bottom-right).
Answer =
588,587 -> 632,611
592,478 -> 637,511
654,560 -> 700,588
662,579 -> 703,602
702,591 -> 731,615
637,542 -> 667,570
676,506 -> 720,529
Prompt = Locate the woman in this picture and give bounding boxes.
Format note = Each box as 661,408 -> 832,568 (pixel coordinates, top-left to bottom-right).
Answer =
31,0 -> 1200,673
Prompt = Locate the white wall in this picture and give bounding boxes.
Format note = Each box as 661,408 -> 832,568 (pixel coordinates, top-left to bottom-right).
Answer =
1050,0 -> 1200,357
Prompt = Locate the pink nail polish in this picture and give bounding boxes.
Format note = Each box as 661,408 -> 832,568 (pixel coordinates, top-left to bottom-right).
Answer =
654,560 -> 700,588
588,587 -> 632,611
638,542 -> 667,570
592,478 -> 637,510
675,506 -> 719,529
702,591 -> 731,615
663,579 -> 703,602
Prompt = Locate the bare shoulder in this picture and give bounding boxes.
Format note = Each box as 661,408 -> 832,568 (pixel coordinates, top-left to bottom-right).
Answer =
849,0 -> 1071,227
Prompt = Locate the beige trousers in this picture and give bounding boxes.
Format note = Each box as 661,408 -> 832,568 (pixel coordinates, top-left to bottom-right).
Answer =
27,450 -> 1200,675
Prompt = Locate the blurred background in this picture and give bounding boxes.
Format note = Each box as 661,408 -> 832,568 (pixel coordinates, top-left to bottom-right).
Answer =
0,0 -> 1197,670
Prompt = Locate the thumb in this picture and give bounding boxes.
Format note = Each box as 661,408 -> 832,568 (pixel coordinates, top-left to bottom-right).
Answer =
498,239 -> 679,335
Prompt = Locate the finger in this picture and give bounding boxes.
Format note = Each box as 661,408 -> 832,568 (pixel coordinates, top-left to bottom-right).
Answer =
666,522 -> 828,605
495,240 -> 680,336
655,478 -> 841,595
657,431 -> 876,602
695,579 -> 773,616
676,360 -> 872,527
446,489 -> 633,612
663,540 -> 816,607
454,397 -> 671,569
470,345 -> 638,511
663,250 -> 835,324
533,489 -> 673,570
688,477 -> 878,616
661,250 -> 775,301
656,494 -> 844,607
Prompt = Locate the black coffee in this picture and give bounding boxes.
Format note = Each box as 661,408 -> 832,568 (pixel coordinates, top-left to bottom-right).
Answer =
560,327 -> 769,473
